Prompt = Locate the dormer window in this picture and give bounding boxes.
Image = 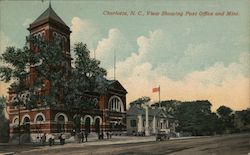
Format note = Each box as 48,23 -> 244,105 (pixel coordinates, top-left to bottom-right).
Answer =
38,33 -> 42,40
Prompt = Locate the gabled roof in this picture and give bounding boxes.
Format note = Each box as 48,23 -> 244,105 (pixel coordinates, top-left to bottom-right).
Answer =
107,80 -> 127,94
127,105 -> 144,115
30,3 -> 67,27
127,105 -> 174,119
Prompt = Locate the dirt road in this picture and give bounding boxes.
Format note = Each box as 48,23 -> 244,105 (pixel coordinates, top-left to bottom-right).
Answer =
1,133 -> 249,155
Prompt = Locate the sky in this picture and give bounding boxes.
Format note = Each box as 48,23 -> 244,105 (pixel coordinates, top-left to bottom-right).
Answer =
0,0 -> 249,111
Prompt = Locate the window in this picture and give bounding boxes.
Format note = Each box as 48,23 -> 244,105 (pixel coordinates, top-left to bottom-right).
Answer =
36,115 -> 44,122
55,113 -> 68,133
108,96 -> 124,112
13,117 -> 19,125
130,120 -> 136,127
57,115 -> 65,133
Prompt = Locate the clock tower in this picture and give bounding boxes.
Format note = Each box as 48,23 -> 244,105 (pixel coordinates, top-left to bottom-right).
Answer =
28,3 -> 71,55
27,3 -> 72,89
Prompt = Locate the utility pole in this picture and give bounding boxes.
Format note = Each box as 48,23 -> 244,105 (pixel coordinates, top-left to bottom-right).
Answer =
158,85 -> 161,107
18,103 -> 21,145
114,50 -> 116,80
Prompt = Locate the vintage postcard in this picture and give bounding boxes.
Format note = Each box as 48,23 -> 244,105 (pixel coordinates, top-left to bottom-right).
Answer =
0,0 -> 249,154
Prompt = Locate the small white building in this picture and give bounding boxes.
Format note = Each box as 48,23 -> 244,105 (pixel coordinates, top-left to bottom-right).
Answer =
126,104 -> 176,135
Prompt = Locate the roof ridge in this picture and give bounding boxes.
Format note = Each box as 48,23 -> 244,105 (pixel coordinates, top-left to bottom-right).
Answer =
31,4 -> 66,26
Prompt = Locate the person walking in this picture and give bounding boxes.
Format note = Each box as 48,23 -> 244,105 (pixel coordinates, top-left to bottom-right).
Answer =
85,131 -> 88,142
41,133 -> 46,145
81,131 -> 85,143
106,131 -> 109,139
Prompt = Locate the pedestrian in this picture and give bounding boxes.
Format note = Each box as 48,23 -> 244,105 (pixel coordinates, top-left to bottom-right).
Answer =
106,131 -> 109,139
48,133 -> 54,146
101,132 -> 104,140
98,132 -> 100,140
59,133 -> 65,145
109,131 -> 112,139
72,129 -> 76,136
85,131 -> 88,142
41,133 -> 46,145
82,131 -> 85,143
77,132 -> 81,143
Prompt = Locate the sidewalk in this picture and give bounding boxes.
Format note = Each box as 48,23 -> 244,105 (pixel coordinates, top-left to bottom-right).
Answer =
0,135 -> 209,155
84,136 -> 155,145
83,135 -> 209,146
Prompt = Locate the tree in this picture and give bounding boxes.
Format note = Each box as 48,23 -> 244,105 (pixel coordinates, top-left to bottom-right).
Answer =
174,100 -> 217,136
0,44 -> 32,108
0,37 -> 107,110
217,105 -> 234,132
129,96 -> 151,107
152,100 -> 180,115
64,43 -> 107,110
217,106 -> 233,118
0,96 -> 9,142
234,109 -> 250,131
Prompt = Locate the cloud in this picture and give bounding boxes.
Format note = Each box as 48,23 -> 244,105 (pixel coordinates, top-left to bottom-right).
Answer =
95,28 -> 133,69
70,17 -> 100,49
106,29 -> 174,79
184,43 -> 209,56
107,30 -> 250,111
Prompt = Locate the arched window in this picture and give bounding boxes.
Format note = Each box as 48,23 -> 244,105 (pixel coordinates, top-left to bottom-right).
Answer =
108,96 -> 124,112
12,116 -> 19,125
37,115 -> 43,121
57,115 -> 65,133
23,116 -> 30,133
34,113 -> 46,123
38,33 -> 42,40
55,113 -> 68,133
14,118 -> 19,124
73,115 -> 81,133
93,116 -> 102,133
53,32 -> 57,38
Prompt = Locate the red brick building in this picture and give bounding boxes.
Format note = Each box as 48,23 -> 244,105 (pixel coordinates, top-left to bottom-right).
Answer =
8,4 -> 127,142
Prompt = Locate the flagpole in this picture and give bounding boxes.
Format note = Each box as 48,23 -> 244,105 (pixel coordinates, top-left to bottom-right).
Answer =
159,85 -> 161,107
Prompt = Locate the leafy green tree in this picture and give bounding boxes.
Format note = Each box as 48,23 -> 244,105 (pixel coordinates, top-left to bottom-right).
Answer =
64,43 -> 107,110
0,96 -> 9,143
0,44 -> 32,108
0,37 -> 107,111
217,106 -> 233,118
234,109 -> 250,131
217,105 -> 234,132
152,100 -> 180,115
174,100 -> 217,136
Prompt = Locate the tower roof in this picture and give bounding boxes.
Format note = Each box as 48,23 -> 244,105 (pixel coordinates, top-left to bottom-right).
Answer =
30,3 -> 67,27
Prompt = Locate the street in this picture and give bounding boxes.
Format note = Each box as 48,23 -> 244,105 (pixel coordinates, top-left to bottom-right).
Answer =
1,133 -> 249,155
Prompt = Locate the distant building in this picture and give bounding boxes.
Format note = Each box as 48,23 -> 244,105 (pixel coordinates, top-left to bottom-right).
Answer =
8,4 -> 127,142
126,104 -> 176,135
